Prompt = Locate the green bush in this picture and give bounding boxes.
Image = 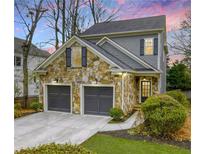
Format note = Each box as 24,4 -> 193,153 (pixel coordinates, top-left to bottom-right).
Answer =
15,143 -> 94,154
167,63 -> 191,90
30,102 -> 43,111
14,103 -> 22,110
109,108 -> 124,121
166,90 -> 189,106
14,109 -> 22,118
141,94 -> 187,137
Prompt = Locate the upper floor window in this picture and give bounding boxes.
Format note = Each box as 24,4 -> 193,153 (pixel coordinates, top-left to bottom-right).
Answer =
71,47 -> 82,67
14,56 -> 21,67
144,38 -> 153,55
140,38 -> 158,56
66,47 -> 87,68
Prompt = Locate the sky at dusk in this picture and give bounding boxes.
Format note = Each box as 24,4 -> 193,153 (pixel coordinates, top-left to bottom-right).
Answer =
14,0 -> 191,61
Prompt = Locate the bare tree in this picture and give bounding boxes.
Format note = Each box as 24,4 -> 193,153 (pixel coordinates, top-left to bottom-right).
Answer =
87,0 -> 119,24
46,0 -> 60,49
45,0 -> 84,46
15,0 -> 47,107
169,12 -> 191,68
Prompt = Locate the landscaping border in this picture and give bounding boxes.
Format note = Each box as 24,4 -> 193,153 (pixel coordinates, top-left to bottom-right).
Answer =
100,130 -> 191,149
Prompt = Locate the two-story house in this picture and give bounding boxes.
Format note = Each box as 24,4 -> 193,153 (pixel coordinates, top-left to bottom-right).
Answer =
34,15 -> 167,116
14,37 -> 50,98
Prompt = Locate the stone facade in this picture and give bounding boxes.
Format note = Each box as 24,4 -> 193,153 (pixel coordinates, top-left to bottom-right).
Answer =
39,43 -> 123,114
123,73 -> 139,114
38,42 -> 160,115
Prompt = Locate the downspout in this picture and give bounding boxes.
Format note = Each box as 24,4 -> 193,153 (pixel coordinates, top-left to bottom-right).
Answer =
158,32 -> 162,94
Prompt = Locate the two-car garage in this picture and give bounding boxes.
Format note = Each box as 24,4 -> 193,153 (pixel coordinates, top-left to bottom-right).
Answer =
46,85 -> 114,116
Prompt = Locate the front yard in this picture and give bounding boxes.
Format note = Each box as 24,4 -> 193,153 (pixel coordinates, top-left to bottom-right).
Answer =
82,134 -> 190,154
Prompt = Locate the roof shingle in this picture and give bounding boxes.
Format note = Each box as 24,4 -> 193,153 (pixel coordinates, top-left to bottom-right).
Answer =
81,15 -> 166,36
14,37 -> 50,58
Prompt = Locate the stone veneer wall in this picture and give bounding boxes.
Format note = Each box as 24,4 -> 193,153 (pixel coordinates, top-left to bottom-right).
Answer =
38,42 -> 123,114
38,42 -> 160,115
123,74 -> 139,114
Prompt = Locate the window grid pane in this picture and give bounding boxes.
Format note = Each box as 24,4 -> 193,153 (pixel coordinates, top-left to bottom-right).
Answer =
144,38 -> 153,55
142,81 -> 151,97
15,56 -> 21,66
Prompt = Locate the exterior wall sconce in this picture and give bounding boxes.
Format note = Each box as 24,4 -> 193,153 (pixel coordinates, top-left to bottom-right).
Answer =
52,78 -> 59,83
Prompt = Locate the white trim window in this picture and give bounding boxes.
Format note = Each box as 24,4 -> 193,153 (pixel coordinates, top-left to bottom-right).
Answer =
14,56 -> 22,67
144,38 -> 154,55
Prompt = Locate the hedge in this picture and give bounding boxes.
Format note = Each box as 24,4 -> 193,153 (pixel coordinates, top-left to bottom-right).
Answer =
141,94 -> 187,137
15,143 -> 95,154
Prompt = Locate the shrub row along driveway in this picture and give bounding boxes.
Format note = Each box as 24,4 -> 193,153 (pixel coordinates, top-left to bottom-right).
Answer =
15,112 -> 111,150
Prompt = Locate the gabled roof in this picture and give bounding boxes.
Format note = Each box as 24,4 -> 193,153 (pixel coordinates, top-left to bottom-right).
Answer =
35,35 -> 159,73
35,35 -> 122,71
14,37 -> 50,58
81,15 -> 166,36
81,38 -> 153,71
97,37 -> 159,72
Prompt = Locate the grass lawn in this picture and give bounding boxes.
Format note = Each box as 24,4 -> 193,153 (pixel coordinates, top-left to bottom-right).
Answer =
82,134 -> 190,154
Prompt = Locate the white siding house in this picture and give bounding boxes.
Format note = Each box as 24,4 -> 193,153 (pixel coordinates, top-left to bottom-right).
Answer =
14,37 -> 50,97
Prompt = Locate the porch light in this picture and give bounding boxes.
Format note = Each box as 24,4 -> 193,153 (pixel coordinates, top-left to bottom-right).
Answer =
91,81 -> 97,84
52,78 -> 58,83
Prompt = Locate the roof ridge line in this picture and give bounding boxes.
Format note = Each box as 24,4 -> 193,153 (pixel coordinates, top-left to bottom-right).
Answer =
94,15 -> 166,25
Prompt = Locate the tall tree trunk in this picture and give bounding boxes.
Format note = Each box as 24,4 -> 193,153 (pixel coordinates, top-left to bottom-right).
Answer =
22,46 -> 29,108
22,34 -> 34,107
55,0 -> 60,49
62,0 -> 65,43
71,0 -> 79,36
89,0 -> 96,24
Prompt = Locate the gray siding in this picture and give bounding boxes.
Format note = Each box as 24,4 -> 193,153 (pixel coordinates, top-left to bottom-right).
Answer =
86,34 -> 159,69
111,35 -> 158,68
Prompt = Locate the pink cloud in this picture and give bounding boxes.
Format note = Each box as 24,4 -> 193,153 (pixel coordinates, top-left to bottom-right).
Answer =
44,47 -> 56,54
118,1 -> 190,32
116,0 -> 126,5
169,54 -> 185,65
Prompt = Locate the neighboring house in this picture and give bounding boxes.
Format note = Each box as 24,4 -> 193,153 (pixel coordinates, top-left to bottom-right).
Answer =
35,15 -> 167,116
14,37 -> 50,97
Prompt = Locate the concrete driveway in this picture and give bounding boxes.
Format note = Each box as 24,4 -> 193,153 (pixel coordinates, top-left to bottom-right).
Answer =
15,112 -> 111,150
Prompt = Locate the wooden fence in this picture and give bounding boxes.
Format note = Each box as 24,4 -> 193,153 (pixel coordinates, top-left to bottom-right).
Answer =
14,96 -> 39,108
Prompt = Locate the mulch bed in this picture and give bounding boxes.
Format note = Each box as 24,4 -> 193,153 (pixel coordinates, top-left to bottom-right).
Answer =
15,109 -> 40,119
21,109 -> 38,116
99,129 -> 191,150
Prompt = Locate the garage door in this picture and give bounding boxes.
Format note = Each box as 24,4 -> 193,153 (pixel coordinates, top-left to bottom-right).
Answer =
84,87 -> 113,115
47,85 -> 71,112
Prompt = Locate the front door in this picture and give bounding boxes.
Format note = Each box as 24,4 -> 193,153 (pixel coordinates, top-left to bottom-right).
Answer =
141,81 -> 151,102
